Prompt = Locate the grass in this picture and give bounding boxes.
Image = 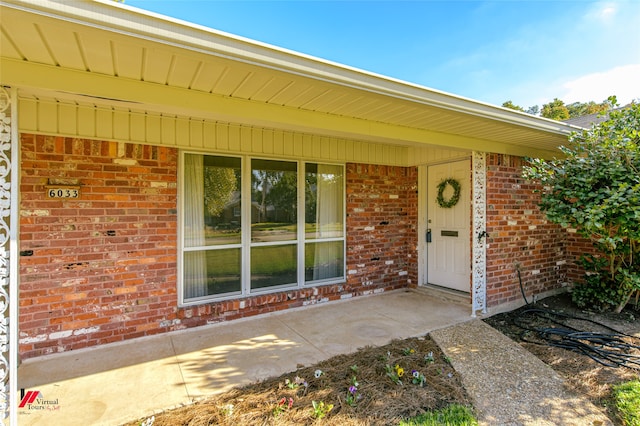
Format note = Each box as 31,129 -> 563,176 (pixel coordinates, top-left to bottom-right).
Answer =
400,404 -> 478,426
613,380 -> 640,426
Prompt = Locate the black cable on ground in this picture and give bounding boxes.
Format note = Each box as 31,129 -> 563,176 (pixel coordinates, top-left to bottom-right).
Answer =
513,269 -> 640,370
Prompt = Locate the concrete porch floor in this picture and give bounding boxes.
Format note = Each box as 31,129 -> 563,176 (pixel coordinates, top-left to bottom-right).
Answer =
16,289 -> 472,425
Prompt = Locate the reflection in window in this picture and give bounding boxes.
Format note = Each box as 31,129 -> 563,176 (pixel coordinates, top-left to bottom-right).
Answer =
251,245 -> 297,290
183,154 -> 241,299
184,249 -> 241,298
184,154 -> 241,247
251,159 -> 297,242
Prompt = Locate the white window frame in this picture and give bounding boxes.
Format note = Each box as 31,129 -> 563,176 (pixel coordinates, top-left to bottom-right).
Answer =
178,151 -> 346,306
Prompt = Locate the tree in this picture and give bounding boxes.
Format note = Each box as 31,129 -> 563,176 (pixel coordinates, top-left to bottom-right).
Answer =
541,98 -> 570,120
502,96 -> 616,120
502,100 -> 524,112
566,100 -> 610,118
204,167 -> 237,217
267,172 -> 297,222
252,170 -> 276,222
525,105 -> 540,116
502,101 -> 540,115
523,102 -> 640,312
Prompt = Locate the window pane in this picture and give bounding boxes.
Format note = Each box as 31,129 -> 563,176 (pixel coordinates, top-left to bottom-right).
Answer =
305,241 -> 344,282
184,154 -> 242,247
305,164 -> 344,239
184,248 -> 241,299
205,156 -> 242,245
251,159 -> 297,242
251,245 -> 297,289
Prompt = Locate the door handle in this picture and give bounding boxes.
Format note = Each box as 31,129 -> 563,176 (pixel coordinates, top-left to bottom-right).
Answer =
426,228 -> 432,243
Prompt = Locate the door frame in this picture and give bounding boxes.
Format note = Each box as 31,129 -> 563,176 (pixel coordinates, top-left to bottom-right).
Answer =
426,160 -> 472,292
417,153 -> 487,315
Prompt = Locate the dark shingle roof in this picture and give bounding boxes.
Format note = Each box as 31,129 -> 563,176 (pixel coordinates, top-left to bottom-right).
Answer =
563,105 -> 633,129
563,112 -> 610,128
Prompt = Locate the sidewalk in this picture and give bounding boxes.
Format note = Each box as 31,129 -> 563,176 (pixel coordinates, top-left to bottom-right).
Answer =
431,320 -> 612,426
17,289 -> 471,425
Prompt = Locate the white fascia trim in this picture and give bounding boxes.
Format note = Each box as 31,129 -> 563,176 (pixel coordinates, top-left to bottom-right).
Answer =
3,0 -> 578,137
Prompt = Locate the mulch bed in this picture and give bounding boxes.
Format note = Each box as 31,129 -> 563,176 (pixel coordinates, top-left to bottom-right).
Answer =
128,336 -> 472,426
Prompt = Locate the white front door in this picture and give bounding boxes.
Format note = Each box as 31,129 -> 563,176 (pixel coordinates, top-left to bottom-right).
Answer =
427,160 -> 471,292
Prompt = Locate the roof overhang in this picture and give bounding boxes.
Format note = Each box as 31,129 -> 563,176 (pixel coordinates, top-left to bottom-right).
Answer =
0,0 -> 580,158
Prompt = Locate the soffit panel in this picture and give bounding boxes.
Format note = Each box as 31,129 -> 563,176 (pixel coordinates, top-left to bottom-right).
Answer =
1,15 -> 52,62
247,75 -> 295,103
112,41 -> 144,80
36,21 -> 87,69
165,55 -> 202,88
284,85 -> 336,109
366,103 -> 419,123
141,49 -> 174,85
296,88 -> 334,110
342,98 -> 393,118
190,61 -> 228,92
211,65 -> 254,96
76,32 -> 115,75
0,2 -> 572,154
0,28 -> 21,59
230,71 -> 274,99
265,81 -> 316,106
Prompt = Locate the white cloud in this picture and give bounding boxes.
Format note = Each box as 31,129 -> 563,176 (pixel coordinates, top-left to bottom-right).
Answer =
584,1 -> 618,25
560,64 -> 640,105
496,1 -> 640,109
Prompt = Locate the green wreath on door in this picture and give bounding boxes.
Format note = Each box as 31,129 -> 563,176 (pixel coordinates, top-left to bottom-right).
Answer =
436,178 -> 461,208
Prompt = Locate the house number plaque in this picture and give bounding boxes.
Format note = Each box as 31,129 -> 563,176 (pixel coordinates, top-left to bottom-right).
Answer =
46,186 -> 80,199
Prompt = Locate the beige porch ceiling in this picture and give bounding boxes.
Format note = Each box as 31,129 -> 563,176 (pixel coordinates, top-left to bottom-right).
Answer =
0,0 -> 578,157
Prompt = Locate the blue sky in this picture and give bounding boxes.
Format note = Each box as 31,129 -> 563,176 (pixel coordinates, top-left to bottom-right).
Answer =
125,0 -> 640,110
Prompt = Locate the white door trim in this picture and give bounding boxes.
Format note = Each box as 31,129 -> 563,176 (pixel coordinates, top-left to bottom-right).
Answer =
417,165 -> 428,287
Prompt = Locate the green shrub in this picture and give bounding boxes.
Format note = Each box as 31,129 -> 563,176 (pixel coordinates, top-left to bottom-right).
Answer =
524,101 -> 640,313
571,270 -> 632,311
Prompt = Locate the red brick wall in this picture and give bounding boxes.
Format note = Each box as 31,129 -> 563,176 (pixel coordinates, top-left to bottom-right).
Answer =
345,163 -> 419,291
485,154 -> 568,307
565,228 -> 600,285
19,135 -> 179,359
18,136 -> 419,359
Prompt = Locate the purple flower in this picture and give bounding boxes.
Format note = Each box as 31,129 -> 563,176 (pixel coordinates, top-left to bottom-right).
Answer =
348,385 -> 358,395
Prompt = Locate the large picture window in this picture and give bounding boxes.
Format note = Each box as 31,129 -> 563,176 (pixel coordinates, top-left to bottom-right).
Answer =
181,153 -> 345,304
